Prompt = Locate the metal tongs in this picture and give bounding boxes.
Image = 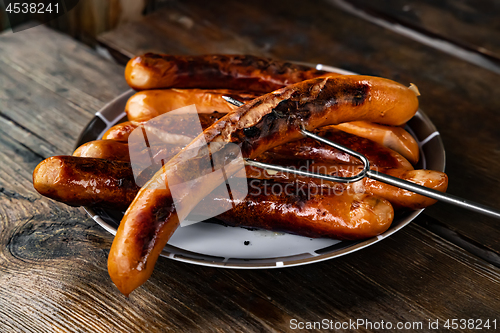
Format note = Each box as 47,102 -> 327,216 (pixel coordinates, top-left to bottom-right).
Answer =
222,96 -> 500,219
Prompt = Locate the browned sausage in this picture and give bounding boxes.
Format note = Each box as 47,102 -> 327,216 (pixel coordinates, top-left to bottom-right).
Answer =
32,156 -> 392,241
80,125 -> 414,175
264,127 -> 413,170
244,162 -> 448,209
102,121 -> 137,141
33,156 -> 139,210
125,53 -> 337,92
108,75 -> 420,295
332,121 -> 420,164
73,140 -> 130,162
101,111 -> 227,142
56,138 -> 444,210
204,180 -> 393,240
126,89 -> 260,123
34,154 -> 445,211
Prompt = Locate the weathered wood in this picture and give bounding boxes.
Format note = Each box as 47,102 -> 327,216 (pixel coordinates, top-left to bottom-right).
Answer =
0,26 -> 129,155
97,7 -> 268,62
342,0 -> 500,60
97,0 -> 500,256
2,12 -> 500,333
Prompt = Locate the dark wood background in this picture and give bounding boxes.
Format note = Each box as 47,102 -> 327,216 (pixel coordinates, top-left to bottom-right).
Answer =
1,0 -> 500,331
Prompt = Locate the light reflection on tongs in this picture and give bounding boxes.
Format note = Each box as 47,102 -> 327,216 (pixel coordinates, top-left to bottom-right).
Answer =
222,96 -> 500,219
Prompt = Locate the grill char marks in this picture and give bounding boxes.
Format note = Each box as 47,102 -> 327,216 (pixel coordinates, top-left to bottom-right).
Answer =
130,53 -> 331,92
233,103 -> 298,155
232,78 -> 372,156
138,196 -> 175,258
317,79 -> 370,107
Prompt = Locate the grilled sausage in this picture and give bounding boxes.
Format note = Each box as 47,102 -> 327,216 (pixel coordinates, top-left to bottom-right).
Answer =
43,152 -> 443,211
244,161 -> 447,209
101,112 -> 227,142
108,75 -> 420,295
126,89 -> 260,123
125,53 -> 337,92
264,128 -> 413,170
80,125 -> 414,176
73,140 -> 130,162
32,156 -> 393,241
102,121 -> 137,141
33,156 -> 139,210
204,179 -> 394,240
332,121 -> 420,164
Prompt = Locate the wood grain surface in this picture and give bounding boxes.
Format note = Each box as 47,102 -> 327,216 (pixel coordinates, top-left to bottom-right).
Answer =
1,3 -> 500,332
342,0 -> 500,60
98,0 -> 500,258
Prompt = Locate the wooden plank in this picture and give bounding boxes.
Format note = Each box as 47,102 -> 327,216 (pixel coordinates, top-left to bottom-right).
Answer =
338,0 -> 500,60
97,7 -> 268,62
0,26 -> 129,155
96,0 -> 500,256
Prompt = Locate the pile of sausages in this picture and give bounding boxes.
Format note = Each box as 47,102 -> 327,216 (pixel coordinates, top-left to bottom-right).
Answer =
33,54 -> 448,295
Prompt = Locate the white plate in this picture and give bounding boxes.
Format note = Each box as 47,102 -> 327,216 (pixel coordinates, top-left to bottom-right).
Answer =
76,64 -> 445,268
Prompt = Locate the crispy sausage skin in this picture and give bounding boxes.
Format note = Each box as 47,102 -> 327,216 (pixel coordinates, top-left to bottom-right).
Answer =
31,156 -> 393,240
33,154 -> 444,212
205,180 -> 394,240
126,89 -> 260,122
125,54 -> 337,92
108,75 -> 419,295
81,126 -> 414,171
33,156 -> 140,210
332,121 -> 420,164
245,162 -> 447,210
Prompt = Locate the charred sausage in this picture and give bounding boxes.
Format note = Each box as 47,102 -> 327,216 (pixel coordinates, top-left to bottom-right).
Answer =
244,161 -> 447,209
125,54 -> 337,92
108,75 -> 420,295
32,157 -> 393,241
206,180 -> 394,240
264,127 -> 413,170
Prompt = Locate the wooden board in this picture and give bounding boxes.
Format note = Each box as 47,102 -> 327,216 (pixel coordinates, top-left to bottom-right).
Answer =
97,0 -> 500,256
342,0 -> 500,60
2,13 -> 500,333
97,7 -> 267,61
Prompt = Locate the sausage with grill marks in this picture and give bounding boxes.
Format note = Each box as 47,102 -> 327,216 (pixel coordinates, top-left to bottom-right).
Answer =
108,75 -> 420,295
125,53 -> 338,92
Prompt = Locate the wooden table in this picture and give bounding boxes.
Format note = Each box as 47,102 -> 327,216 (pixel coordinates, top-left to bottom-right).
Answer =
2,1 -> 500,331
